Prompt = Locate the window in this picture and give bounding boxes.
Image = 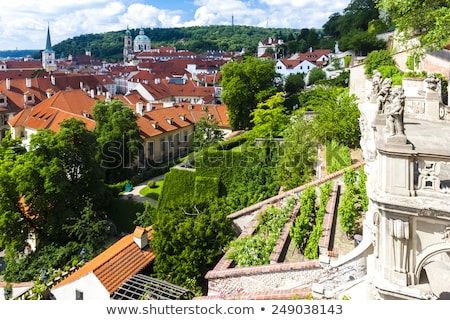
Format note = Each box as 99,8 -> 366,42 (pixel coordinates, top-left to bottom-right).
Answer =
169,136 -> 173,148
76,290 -> 83,300
183,130 -> 189,142
160,138 -> 165,152
148,141 -> 154,156
176,132 -> 180,145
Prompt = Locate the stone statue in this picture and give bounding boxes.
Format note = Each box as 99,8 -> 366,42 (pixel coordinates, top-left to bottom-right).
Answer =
389,219 -> 409,273
385,86 -> 405,137
376,77 -> 392,113
424,71 -> 440,92
369,69 -> 382,102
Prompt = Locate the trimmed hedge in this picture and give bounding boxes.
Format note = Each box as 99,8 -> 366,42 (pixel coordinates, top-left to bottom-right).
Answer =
194,176 -> 219,200
158,168 -> 197,209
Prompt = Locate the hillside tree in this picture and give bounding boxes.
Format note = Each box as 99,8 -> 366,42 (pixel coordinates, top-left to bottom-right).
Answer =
221,56 -> 278,130
377,0 -> 450,50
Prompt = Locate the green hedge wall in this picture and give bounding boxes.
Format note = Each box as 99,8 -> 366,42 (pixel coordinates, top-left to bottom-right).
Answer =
158,168 -> 197,209
194,176 -> 219,200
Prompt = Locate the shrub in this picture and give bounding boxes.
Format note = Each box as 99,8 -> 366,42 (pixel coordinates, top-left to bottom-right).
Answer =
147,180 -> 156,188
364,50 -> 396,77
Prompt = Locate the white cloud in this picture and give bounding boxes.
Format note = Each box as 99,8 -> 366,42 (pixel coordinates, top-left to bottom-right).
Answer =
0,0 -> 351,50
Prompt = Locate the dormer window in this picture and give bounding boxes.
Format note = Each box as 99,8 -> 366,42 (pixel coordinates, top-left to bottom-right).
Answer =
24,91 -> 35,105
0,94 -> 6,107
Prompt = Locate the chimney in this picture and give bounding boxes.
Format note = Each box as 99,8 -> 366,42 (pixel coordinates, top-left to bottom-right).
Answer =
46,89 -> 53,98
26,77 -> 31,88
106,92 -> 111,102
6,78 -> 10,90
136,102 -> 144,116
133,226 -> 148,249
146,103 -> 153,112
90,89 -> 95,98
80,82 -> 84,90
51,75 -> 56,86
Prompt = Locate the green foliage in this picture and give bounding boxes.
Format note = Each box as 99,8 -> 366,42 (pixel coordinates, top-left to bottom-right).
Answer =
406,53 -> 421,71
158,168 -> 197,209
134,201 -> 156,228
377,0 -> 450,50
326,140 -> 352,173
276,111 -> 317,190
140,180 -> 164,201
221,56 -> 278,130
338,168 -> 359,236
250,92 -> 290,140
364,50 -> 396,77
344,56 -> 352,68
307,67 -> 326,85
225,143 -> 281,212
357,166 -> 369,212
93,99 -> 142,184
194,176 -> 219,201
227,197 -> 296,267
304,182 -> 332,259
303,86 -> 361,147
290,187 -> 316,252
3,242 -> 84,282
338,30 -> 386,55
107,198 -> 145,234
151,199 -> 235,293
193,116 -> 225,151
284,73 -> 305,96
377,65 -> 403,86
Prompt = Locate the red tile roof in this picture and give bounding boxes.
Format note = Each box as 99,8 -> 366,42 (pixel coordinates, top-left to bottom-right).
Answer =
53,226 -> 155,295
8,89 -> 97,132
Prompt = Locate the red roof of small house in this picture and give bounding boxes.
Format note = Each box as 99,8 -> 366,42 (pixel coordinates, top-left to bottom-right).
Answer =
53,226 -> 155,295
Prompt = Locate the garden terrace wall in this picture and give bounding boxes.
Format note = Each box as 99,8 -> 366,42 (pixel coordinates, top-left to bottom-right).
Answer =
205,164 -> 363,299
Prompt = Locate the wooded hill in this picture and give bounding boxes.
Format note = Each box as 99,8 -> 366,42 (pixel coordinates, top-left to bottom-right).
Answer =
49,25 -> 332,62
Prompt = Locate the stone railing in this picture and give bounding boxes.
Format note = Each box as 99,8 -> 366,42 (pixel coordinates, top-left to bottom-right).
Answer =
415,156 -> 450,197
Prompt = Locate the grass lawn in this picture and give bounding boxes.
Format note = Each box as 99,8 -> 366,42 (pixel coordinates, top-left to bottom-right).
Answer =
140,179 -> 164,201
107,198 -> 145,234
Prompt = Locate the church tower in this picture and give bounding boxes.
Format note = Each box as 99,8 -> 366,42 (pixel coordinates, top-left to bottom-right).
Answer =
42,24 -> 57,72
133,27 -> 151,52
123,27 -> 133,63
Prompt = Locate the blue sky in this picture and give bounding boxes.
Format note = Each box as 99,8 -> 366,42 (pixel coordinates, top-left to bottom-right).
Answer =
0,0 -> 351,51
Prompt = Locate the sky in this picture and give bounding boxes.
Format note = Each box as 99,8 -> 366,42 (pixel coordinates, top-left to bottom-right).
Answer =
0,0 -> 351,51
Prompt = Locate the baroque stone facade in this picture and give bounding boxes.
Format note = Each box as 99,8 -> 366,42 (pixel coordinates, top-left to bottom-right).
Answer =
358,70 -> 450,300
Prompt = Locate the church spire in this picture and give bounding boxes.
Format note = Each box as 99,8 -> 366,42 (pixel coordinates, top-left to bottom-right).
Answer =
45,23 -> 54,52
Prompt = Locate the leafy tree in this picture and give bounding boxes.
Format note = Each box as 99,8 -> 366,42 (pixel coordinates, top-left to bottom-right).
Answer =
304,86 -> 361,147
276,110 -> 317,190
307,68 -> 326,85
221,56 -> 278,130
338,30 -> 386,55
150,199 -> 235,293
284,73 -> 305,96
377,0 -> 450,50
192,115 -> 225,151
250,92 -> 290,140
364,49 -> 396,76
11,119 -> 109,246
93,99 -> 142,183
